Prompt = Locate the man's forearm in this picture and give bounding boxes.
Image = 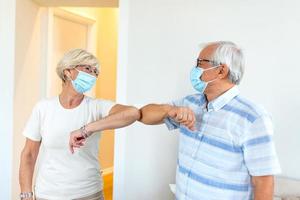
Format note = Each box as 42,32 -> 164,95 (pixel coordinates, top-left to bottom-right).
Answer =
86,106 -> 140,134
139,104 -> 173,125
252,176 -> 274,200
19,153 -> 37,193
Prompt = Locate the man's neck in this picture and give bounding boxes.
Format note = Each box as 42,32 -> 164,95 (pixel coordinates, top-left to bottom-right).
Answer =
205,82 -> 235,102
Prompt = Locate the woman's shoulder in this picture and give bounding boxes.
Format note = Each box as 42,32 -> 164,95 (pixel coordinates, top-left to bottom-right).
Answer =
84,96 -> 116,110
84,96 -> 116,117
33,96 -> 58,110
84,96 -> 115,104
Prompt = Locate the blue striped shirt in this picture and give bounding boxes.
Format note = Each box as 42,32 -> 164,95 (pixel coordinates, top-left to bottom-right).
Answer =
165,86 -> 281,200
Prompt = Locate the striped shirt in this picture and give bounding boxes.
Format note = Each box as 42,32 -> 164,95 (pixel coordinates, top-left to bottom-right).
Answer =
165,86 -> 281,200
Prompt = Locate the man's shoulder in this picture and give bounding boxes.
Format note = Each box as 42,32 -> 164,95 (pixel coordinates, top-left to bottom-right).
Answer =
182,93 -> 206,106
230,95 -> 270,120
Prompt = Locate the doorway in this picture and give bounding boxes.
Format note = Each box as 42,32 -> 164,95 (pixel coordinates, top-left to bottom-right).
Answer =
46,7 -> 118,200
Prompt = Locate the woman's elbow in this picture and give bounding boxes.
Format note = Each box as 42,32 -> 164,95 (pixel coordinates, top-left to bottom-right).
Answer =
127,106 -> 141,121
20,144 -> 40,163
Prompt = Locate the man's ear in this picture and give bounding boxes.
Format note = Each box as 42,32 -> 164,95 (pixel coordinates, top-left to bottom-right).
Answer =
218,64 -> 229,79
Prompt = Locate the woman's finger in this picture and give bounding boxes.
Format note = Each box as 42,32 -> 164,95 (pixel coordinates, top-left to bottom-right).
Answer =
69,142 -> 74,154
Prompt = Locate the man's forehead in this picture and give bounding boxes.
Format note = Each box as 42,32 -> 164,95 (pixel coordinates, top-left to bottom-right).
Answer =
198,44 -> 218,58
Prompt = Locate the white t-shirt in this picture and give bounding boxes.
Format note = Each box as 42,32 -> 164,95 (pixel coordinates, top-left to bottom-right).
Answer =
22,96 -> 116,200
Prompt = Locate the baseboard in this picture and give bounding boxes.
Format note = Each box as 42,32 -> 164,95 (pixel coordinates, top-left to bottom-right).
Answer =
101,167 -> 113,176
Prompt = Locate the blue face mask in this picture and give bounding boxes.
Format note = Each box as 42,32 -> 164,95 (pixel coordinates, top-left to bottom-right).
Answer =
190,65 -> 220,93
70,69 -> 97,93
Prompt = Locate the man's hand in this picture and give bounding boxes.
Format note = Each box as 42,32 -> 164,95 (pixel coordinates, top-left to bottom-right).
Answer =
69,129 -> 86,154
167,106 -> 196,131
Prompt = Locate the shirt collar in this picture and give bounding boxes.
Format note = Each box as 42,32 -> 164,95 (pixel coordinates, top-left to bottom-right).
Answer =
206,85 -> 239,112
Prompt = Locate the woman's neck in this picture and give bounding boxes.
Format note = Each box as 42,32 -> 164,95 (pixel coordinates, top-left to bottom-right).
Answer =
59,83 -> 84,109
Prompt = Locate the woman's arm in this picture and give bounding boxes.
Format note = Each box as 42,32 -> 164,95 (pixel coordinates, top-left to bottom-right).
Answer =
19,139 -> 41,199
87,104 -> 141,132
69,104 -> 140,153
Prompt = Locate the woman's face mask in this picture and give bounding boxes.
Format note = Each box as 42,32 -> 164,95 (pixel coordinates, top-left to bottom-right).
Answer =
190,65 -> 220,93
68,69 -> 97,94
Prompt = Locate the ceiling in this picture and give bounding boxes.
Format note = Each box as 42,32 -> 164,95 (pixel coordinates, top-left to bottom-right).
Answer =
33,0 -> 118,7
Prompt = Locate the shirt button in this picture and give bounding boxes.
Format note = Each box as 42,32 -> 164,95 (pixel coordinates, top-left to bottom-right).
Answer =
192,152 -> 197,158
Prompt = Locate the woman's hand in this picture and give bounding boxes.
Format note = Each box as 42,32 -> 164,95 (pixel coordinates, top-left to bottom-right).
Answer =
69,129 -> 86,154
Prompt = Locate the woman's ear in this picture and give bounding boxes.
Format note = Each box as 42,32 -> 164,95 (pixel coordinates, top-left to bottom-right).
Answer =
218,64 -> 229,79
63,69 -> 72,81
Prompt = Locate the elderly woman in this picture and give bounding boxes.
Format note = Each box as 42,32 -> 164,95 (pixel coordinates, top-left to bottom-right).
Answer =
19,49 -> 140,200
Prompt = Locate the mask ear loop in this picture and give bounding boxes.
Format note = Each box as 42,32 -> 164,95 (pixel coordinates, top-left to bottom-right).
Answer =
202,64 -> 221,72
203,65 -> 222,83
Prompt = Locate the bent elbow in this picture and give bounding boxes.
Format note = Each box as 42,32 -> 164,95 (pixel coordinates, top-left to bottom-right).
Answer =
127,106 -> 141,121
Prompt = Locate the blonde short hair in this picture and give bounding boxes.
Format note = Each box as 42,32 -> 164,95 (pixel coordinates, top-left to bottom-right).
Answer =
56,49 -> 99,82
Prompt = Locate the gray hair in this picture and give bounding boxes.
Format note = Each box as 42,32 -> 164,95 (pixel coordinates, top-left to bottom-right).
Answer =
56,49 -> 99,82
202,41 -> 245,85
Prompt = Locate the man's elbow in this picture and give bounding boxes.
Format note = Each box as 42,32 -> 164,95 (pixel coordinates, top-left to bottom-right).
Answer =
252,175 -> 274,199
138,105 -> 154,124
252,175 -> 274,187
138,104 -> 169,125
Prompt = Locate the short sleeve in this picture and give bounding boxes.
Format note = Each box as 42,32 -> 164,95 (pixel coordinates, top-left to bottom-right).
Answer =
22,102 -> 42,141
163,98 -> 185,130
241,115 -> 281,176
97,99 -> 116,118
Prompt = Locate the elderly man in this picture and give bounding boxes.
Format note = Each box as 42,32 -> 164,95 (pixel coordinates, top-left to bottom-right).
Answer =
139,41 -> 281,200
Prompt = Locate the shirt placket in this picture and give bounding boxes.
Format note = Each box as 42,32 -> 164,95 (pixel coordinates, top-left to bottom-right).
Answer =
183,109 -> 210,199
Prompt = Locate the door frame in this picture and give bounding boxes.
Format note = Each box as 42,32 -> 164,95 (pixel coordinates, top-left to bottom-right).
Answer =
113,0 -> 129,199
0,0 -> 16,199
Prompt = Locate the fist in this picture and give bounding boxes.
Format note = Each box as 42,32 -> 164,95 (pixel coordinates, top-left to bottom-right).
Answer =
167,106 -> 196,131
69,129 -> 86,154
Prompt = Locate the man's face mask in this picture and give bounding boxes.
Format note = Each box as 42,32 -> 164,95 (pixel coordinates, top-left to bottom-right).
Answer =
190,65 -> 220,93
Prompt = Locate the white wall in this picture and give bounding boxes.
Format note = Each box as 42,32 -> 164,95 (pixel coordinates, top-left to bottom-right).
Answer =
12,0 -> 47,199
0,0 -> 16,199
115,0 -> 300,199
